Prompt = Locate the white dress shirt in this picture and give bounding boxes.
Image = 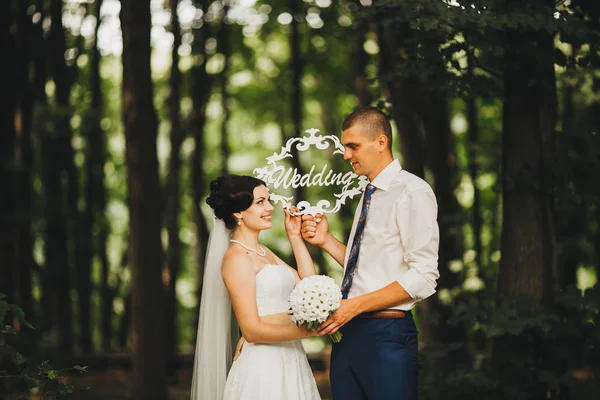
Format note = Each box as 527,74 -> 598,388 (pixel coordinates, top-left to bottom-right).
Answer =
343,159 -> 440,311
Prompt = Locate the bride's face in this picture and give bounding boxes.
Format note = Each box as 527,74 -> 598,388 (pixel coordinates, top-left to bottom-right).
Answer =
239,185 -> 274,230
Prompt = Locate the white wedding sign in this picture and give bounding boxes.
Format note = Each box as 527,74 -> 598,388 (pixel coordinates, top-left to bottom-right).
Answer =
253,128 -> 368,215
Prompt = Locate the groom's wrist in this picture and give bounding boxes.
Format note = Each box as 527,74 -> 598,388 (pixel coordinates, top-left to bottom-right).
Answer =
351,297 -> 366,316
321,233 -> 334,250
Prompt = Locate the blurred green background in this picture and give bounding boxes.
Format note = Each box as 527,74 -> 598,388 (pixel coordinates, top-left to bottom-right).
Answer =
1,0 -> 599,399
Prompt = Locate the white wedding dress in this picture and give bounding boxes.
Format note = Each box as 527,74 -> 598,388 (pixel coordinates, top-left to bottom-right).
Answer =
222,264 -> 322,400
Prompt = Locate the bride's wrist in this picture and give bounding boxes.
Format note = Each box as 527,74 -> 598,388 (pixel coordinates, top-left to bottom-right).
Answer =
287,232 -> 303,241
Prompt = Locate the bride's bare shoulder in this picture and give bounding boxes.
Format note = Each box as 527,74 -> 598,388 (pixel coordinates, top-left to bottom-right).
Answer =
222,247 -> 253,275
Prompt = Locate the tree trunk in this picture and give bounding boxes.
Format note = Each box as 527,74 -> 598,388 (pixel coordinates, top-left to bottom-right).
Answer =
557,69 -> 578,289
79,0 -> 105,354
498,35 -> 556,308
43,0 -> 73,349
378,25 -> 425,178
466,83 -> 489,354
121,0 -> 167,397
466,91 -> 483,271
119,293 -> 132,350
50,0 -> 79,355
591,77 -> 600,279
164,0 -> 184,377
13,0 -> 36,323
219,3 -> 231,175
354,22 -> 370,107
33,0 -> 55,335
40,127 -> 71,351
289,0 -> 324,279
116,247 -> 129,350
495,14 -> 557,397
289,0 -> 306,202
0,0 -> 16,301
87,0 -> 112,353
191,0 -> 213,332
421,93 -> 467,355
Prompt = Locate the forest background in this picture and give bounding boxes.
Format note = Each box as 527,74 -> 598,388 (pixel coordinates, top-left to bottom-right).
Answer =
1,0 -> 599,399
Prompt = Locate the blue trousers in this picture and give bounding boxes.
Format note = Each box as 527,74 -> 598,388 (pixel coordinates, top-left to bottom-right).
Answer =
330,312 -> 418,400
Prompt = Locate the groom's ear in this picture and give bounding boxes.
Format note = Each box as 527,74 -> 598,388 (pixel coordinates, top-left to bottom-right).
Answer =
377,134 -> 388,152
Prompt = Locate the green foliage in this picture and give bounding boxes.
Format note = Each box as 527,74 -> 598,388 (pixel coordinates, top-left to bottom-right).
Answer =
0,295 -> 88,400
420,287 -> 600,400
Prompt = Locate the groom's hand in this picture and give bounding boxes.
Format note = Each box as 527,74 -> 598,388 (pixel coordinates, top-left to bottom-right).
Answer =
301,213 -> 329,247
318,299 -> 361,335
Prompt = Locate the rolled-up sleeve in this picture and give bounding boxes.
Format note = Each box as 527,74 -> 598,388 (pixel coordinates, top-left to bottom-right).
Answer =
395,187 -> 440,300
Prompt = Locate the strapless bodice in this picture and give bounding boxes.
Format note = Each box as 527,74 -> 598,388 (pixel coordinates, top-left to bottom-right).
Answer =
255,264 -> 295,316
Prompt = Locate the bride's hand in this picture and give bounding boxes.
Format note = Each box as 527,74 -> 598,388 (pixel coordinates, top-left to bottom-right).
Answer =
233,336 -> 245,361
284,206 -> 302,237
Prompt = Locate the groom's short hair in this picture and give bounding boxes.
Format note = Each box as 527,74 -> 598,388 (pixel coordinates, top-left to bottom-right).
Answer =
342,106 -> 393,151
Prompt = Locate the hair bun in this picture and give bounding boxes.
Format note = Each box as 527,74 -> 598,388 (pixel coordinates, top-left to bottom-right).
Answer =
206,181 -> 229,221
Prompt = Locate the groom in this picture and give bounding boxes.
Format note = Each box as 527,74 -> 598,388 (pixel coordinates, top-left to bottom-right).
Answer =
301,106 -> 440,399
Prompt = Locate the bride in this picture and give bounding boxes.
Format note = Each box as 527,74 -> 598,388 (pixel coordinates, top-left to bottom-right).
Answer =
190,175 -> 323,400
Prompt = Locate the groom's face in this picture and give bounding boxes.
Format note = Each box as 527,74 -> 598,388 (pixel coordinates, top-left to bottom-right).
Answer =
341,125 -> 383,180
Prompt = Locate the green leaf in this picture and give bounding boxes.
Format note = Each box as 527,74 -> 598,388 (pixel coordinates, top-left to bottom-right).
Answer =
9,305 -> 33,329
11,351 -> 25,366
74,365 -> 88,373
0,301 -> 9,323
47,370 -> 57,380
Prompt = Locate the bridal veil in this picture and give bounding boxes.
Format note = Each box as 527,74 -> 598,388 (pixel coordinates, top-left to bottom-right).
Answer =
191,216 -> 239,400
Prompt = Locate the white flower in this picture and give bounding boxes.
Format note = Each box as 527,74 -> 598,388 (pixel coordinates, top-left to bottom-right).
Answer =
289,275 -> 342,327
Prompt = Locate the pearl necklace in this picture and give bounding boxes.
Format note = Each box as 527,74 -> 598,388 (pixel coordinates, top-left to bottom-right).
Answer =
230,239 -> 267,257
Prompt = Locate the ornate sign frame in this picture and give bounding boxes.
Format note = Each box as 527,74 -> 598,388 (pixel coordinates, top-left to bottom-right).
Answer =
253,128 -> 368,215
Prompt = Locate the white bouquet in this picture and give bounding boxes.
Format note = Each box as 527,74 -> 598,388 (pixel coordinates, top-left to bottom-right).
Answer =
289,275 -> 343,343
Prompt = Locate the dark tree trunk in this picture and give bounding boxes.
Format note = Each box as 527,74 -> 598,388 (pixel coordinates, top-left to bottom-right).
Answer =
219,3 -> 231,175
119,293 -> 132,350
498,35 -> 556,308
13,0 -> 36,322
421,93 -> 466,354
378,25 -> 425,179
495,11 -> 557,397
354,22 -> 370,107
289,0 -> 306,202
591,78 -> 600,279
596,205 -> 600,279
0,0 -> 16,301
466,82 -> 489,354
79,0 -> 106,354
116,248 -> 129,350
557,70 -> 578,289
121,0 -> 167,397
191,0 -> 213,331
40,127 -> 70,351
88,0 -> 112,353
33,0 -> 55,335
42,0 -> 73,351
164,0 -> 184,377
50,0 -> 79,355
466,92 -> 483,270
289,0 -> 324,280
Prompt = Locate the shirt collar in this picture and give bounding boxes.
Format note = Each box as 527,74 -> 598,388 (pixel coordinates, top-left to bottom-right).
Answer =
370,159 -> 402,191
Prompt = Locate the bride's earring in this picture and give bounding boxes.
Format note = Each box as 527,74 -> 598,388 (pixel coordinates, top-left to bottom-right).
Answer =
238,219 -> 242,225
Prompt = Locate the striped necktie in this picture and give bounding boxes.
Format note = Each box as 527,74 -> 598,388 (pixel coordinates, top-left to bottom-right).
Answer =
340,183 -> 377,299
